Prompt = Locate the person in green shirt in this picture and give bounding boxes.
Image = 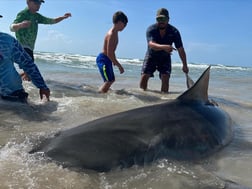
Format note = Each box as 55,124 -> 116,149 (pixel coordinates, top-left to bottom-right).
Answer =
10,0 -> 71,80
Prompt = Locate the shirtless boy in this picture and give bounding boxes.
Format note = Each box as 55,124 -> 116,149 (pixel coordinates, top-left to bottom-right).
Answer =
96,11 -> 128,93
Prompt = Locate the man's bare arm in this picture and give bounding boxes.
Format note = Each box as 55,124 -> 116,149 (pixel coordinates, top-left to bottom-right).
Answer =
107,31 -> 124,74
177,47 -> 189,73
148,41 -> 176,53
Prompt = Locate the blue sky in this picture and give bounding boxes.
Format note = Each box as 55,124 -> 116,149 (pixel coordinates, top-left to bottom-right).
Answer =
0,0 -> 252,67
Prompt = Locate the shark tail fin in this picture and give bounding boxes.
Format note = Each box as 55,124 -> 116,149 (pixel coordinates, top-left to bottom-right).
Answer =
178,66 -> 211,103
186,73 -> 195,89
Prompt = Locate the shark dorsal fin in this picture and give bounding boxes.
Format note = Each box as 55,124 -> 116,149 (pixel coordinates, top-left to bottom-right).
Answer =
177,66 -> 211,103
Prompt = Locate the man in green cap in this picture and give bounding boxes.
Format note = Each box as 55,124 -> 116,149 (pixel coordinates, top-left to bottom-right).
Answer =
10,0 -> 71,80
140,8 -> 189,93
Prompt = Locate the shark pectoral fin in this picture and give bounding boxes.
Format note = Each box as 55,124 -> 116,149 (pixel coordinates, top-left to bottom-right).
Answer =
223,178 -> 251,189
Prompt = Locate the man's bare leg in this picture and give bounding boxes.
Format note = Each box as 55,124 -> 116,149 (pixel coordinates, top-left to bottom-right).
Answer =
140,74 -> 150,91
160,74 -> 170,93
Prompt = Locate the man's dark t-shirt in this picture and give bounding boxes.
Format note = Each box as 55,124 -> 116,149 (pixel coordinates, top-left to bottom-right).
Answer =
145,23 -> 183,58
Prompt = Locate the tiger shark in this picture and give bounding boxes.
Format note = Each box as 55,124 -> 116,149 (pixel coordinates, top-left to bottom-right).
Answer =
31,66 -> 234,172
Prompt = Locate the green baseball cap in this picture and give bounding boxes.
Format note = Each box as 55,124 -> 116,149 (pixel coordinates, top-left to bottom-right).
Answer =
30,0 -> 45,3
156,8 -> 169,19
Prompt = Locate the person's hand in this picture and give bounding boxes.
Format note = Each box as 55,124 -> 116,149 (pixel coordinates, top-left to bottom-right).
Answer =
39,88 -> 50,101
164,45 -> 176,54
118,64 -> 124,74
20,72 -> 31,81
64,13 -> 72,18
182,64 -> 189,74
21,20 -> 31,28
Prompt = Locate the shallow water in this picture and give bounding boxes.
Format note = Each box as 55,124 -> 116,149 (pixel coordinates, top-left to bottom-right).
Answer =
0,52 -> 252,188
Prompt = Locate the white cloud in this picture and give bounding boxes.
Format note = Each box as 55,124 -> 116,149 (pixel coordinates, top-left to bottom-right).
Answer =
36,29 -> 73,53
40,29 -> 72,44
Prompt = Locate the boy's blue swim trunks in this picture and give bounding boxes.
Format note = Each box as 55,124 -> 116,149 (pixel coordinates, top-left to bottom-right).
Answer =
96,53 -> 115,82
